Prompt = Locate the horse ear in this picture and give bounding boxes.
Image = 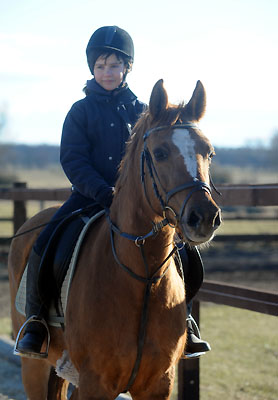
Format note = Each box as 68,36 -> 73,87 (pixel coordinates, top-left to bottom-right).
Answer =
184,80 -> 206,121
149,79 -> 169,120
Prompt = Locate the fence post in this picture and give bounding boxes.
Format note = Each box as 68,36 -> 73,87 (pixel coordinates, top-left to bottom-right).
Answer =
178,301 -> 200,400
13,182 -> 27,234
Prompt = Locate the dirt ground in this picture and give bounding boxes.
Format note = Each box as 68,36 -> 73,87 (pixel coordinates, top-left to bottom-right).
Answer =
0,240 -> 277,399
201,240 -> 278,292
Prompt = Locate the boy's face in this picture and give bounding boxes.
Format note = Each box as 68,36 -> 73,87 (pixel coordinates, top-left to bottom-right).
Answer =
94,53 -> 126,91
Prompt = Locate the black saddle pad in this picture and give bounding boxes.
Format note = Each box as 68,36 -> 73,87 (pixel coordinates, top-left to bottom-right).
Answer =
38,207 -> 103,309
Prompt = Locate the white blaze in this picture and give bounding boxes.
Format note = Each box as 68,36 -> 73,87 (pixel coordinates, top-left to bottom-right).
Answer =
172,128 -> 197,178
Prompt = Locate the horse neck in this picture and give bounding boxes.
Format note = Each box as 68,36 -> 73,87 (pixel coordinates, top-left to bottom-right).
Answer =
110,169 -> 175,278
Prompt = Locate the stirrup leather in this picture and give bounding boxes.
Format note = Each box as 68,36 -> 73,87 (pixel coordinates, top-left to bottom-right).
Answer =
181,315 -> 207,360
14,315 -> 50,359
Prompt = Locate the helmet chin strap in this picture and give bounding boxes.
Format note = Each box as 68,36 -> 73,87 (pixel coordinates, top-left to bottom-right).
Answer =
118,66 -> 131,88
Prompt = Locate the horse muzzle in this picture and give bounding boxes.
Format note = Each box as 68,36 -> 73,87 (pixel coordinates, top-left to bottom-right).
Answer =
179,200 -> 221,244
162,179 -> 221,245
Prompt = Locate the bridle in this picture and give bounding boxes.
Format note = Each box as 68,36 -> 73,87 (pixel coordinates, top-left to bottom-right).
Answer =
140,123 -> 212,228
108,123 -> 213,247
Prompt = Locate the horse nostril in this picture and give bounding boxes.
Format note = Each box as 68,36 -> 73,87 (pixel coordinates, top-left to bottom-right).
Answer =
214,211 -> 221,230
187,210 -> 202,228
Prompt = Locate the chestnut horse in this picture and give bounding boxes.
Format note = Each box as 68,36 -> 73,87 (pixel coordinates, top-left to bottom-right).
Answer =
8,79 -> 221,399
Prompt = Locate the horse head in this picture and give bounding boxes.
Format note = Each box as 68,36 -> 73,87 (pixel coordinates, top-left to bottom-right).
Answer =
144,80 -> 221,244
116,80 -> 221,245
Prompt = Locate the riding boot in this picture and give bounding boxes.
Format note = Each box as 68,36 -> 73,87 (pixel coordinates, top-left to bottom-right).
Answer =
16,248 -> 49,358
182,301 -> 211,358
177,245 -> 211,358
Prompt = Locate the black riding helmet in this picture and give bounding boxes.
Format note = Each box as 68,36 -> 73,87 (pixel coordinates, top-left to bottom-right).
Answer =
86,26 -> 134,75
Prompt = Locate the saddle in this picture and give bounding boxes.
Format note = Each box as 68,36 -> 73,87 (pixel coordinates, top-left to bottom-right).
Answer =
15,210 -> 105,327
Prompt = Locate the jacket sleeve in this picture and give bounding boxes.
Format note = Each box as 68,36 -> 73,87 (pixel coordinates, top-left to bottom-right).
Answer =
60,101 -> 113,206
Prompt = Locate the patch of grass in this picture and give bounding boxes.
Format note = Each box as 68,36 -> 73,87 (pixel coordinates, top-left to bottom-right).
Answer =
4,165 -> 70,188
170,304 -> 277,399
212,165 -> 277,185
200,305 -> 277,400
217,219 -> 278,235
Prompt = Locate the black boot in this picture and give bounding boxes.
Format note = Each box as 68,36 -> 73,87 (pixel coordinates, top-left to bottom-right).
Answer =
181,302 -> 211,359
15,249 -> 49,359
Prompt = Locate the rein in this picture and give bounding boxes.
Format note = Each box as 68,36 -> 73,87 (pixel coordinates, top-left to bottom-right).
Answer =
6,204 -> 99,241
106,209 -> 177,391
107,217 -> 178,392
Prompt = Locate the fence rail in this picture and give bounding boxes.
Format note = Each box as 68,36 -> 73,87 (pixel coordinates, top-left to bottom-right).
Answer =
0,182 -> 277,234
1,183 -> 278,204
197,281 -> 278,316
0,182 -> 278,399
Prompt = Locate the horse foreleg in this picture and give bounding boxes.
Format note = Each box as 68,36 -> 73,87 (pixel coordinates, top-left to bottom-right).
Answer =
131,366 -> 175,400
77,369 -> 117,400
47,367 -> 69,399
21,358 -> 51,400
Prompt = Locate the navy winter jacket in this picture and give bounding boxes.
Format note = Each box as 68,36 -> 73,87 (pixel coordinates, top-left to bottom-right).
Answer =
60,79 -> 146,207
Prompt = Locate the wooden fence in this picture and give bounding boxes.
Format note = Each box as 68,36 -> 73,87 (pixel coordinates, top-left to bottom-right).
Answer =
1,182 -> 277,234
0,183 -> 278,399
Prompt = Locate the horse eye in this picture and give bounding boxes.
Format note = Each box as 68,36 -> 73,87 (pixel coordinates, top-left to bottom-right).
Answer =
153,147 -> 168,161
208,151 -> 215,161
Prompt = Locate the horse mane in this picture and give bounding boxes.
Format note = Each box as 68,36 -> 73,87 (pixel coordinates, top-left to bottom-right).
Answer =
116,102 -> 186,191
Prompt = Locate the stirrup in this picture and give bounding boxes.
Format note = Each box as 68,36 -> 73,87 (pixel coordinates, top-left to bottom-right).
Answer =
14,315 -> 50,359
181,350 -> 207,360
186,315 -> 201,337
181,315 -> 207,360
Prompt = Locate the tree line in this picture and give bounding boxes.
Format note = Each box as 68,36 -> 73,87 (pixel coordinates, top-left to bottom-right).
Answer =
1,135 -> 277,169
0,131 -> 277,186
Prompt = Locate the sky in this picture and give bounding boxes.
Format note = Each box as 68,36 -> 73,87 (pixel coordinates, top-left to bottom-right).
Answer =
0,0 -> 277,148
